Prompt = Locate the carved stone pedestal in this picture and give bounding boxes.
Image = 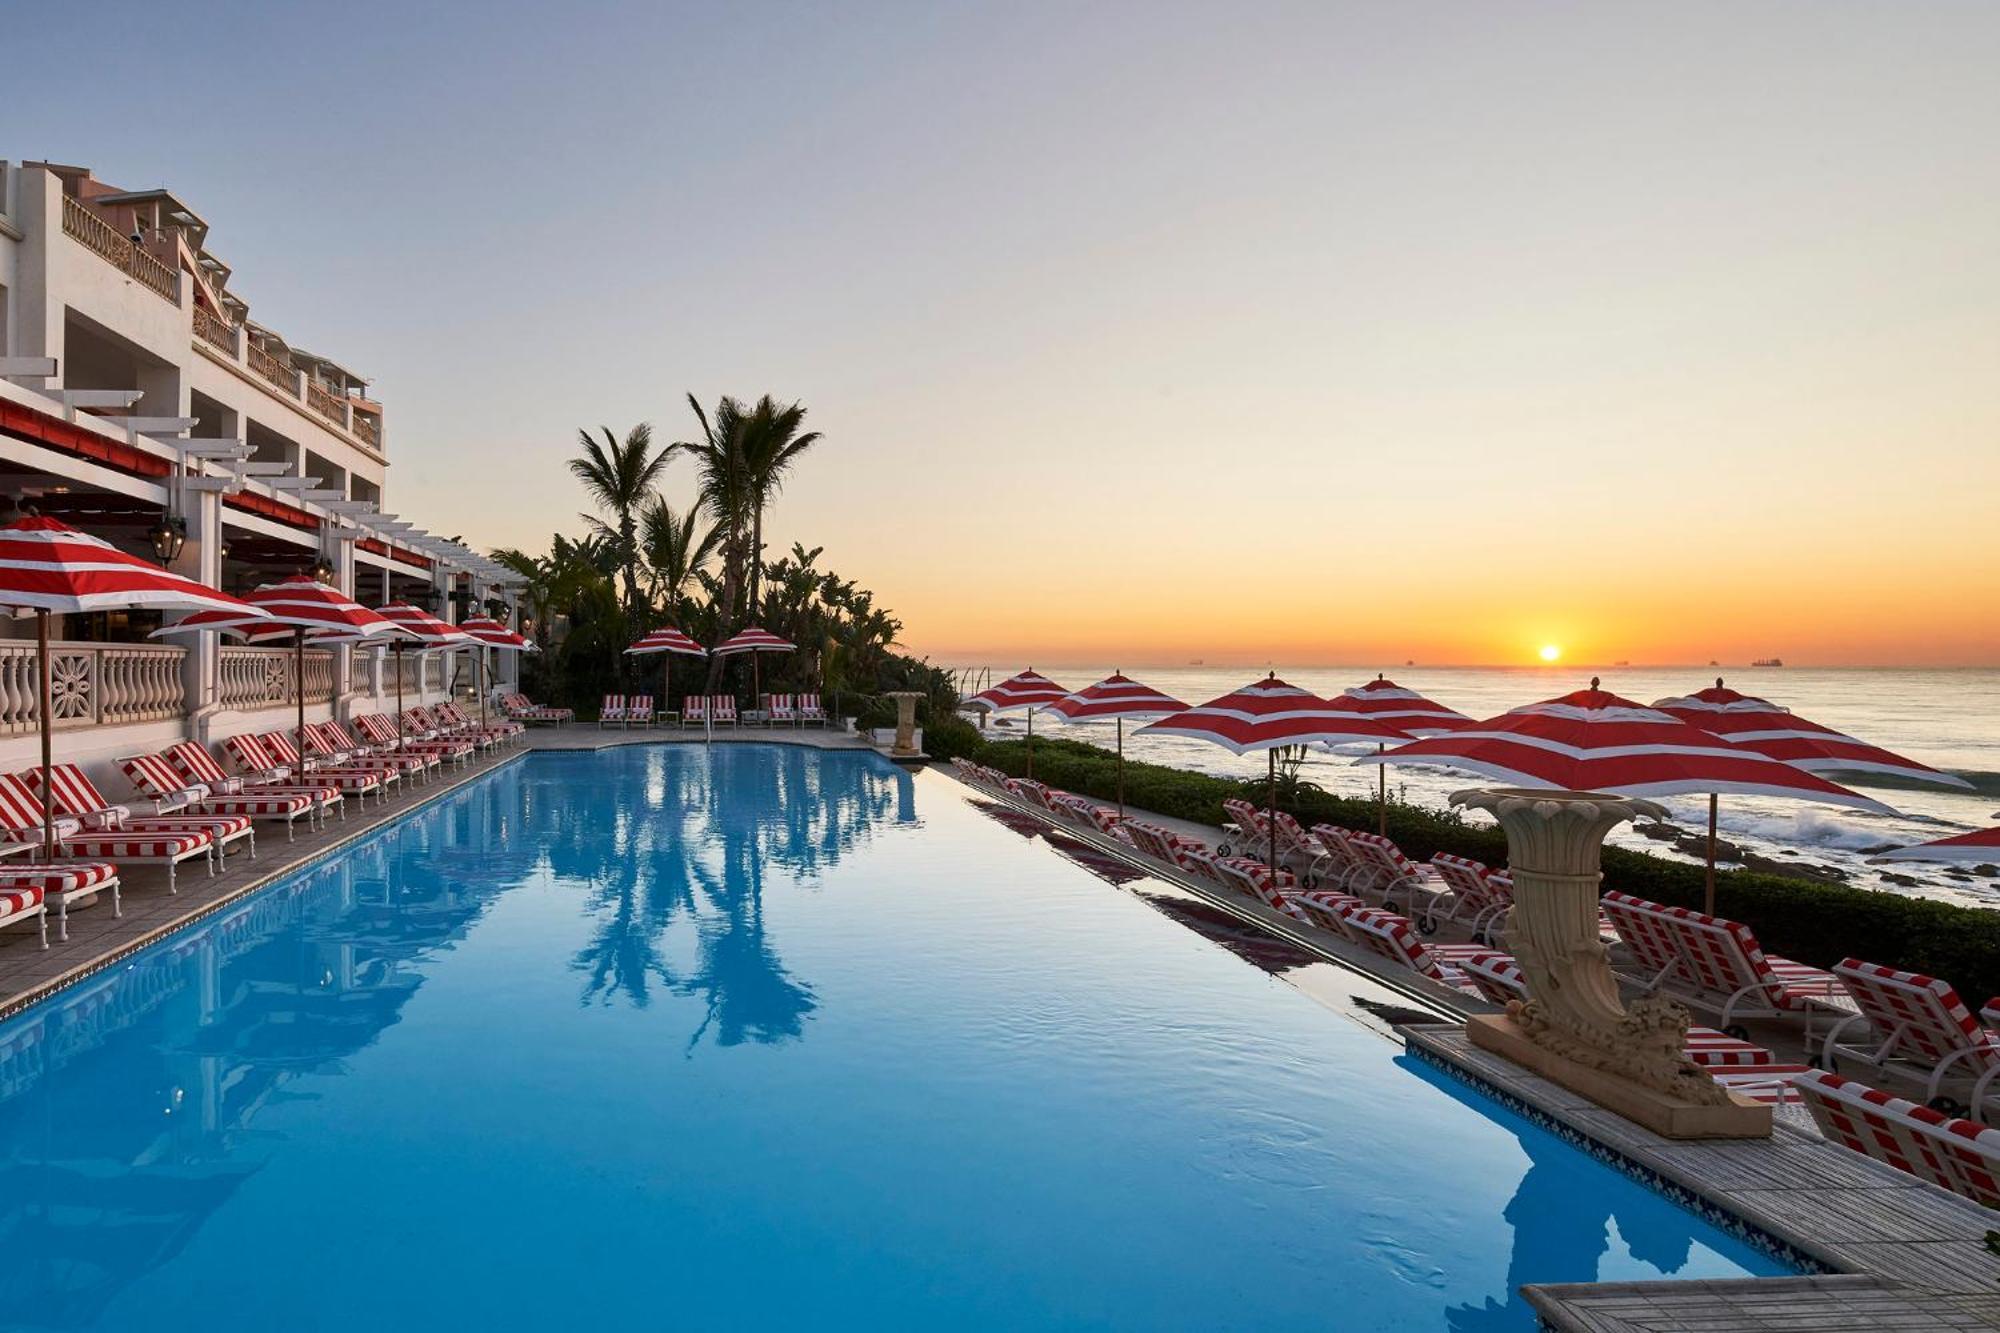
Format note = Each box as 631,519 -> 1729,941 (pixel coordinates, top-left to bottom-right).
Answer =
885,690 -> 923,757
1455,787 -> 1772,1140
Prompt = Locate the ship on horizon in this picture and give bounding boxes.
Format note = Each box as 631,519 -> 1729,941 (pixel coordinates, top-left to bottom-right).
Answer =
1751,657 -> 1784,668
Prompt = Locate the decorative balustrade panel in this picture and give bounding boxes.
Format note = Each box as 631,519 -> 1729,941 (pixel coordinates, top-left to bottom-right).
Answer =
247,342 -> 297,397
218,646 -> 334,710
61,196 -> 179,304
354,414 -> 381,449
305,381 -> 347,428
192,306 -> 238,353
0,642 -> 188,734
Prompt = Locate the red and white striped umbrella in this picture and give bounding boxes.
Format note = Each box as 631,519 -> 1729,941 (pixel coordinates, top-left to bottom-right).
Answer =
1134,674 -> 1411,755
457,616 -> 535,652
1041,673 -> 1187,815
155,574 -> 404,642
1653,679 -> 1971,789
712,626 -> 795,711
1869,825 -> 2000,866
1327,674 -> 1473,735
1138,675 -> 1412,870
627,627 -> 707,657
712,626 -> 795,656
1363,680 -> 1889,809
375,602 -> 475,647
456,616 -> 535,724
965,670 -> 1073,780
0,515 -> 261,616
966,669 -> 1071,714
626,626 -> 705,717
1042,673 -> 1185,724
1327,674 -> 1474,833
0,515 -> 276,857
1364,679 -> 1893,912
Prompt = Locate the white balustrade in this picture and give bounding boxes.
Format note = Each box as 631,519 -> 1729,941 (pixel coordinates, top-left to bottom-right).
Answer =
0,641 -> 189,733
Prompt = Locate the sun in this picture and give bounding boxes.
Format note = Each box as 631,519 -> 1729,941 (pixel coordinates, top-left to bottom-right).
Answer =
1539,644 -> 1562,663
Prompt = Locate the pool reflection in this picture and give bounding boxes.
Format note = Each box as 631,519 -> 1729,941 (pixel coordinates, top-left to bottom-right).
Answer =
531,746 -> 914,1046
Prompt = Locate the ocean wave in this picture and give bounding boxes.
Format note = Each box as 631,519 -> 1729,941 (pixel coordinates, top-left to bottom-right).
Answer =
1828,768 -> 2000,797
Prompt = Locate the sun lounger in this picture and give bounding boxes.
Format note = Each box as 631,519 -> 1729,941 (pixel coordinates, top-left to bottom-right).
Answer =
768,694 -> 797,726
1426,853 -> 1515,941
0,883 -> 47,949
502,693 -> 573,725
1266,810 -> 1329,880
321,721 -> 437,784
1331,902 -> 1494,993
436,700 -> 522,742
1306,824 -> 1378,893
406,706 -> 494,751
1213,856 -> 1309,920
256,732 -> 393,809
798,693 -> 827,727
286,725 -> 406,791
1055,794 -> 1125,838
167,741 -> 344,823
1822,958 -> 2000,1116
1121,820 -> 1202,870
628,695 -> 655,728
600,695 -> 628,728
120,751 -> 318,840
682,696 -> 709,729
354,713 -> 472,767
712,696 -> 739,728
30,762 -> 254,861
1005,779 -> 1059,813
1600,892 -> 1855,1039
0,772 -> 213,894
0,862 -> 117,943
1218,799 -> 1267,857
1177,846 -> 1233,890
1343,831 -> 1453,918
1289,888 -> 1370,935
1795,1070 -> 2000,1208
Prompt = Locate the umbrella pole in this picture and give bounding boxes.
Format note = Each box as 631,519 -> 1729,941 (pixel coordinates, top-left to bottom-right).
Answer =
1378,742 -> 1387,835
295,629 -> 307,771
478,648 -> 487,728
394,644 -> 405,745
1267,748 -> 1278,874
37,610 -> 54,862
1026,708 -> 1035,781
753,653 -> 761,715
1116,717 -> 1125,817
1705,793 -> 1719,916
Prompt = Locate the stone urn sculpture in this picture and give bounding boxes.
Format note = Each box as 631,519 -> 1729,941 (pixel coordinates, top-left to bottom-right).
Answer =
1455,787 -> 1769,1139
884,691 -> 923,757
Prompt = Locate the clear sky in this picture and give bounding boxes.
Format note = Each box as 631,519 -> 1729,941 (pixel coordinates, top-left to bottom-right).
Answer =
14,2 -> 1998,667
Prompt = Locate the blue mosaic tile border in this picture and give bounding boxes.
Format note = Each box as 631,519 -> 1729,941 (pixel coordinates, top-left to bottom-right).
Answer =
1404,1038 -> 1834,1276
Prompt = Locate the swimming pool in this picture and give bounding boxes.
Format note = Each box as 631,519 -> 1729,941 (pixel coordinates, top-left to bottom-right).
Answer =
0,745 -> 1788,1330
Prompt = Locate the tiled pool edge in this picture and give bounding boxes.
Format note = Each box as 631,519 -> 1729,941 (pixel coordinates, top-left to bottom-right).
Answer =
0,747 -> 528,1024
1406,1025 -> 2000,1324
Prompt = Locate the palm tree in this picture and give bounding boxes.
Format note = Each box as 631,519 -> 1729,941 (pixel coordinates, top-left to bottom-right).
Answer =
568,424 -> 672,618
672,396 -> 753,627
639,496 -> 721,623
735,396 -> 822,620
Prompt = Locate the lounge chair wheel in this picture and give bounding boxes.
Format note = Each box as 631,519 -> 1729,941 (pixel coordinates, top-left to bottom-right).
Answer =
1216,843 -> 1231,857
1928,1095 -> 1966,1117
1722,1024 -> 1750,1042
1301,874 -> 1318,890
1416,914 -> 1439,936
1382,899 -> 1400,915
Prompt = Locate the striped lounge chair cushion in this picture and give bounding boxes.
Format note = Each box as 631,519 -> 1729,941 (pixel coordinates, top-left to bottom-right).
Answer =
62,830 -> 210,857
202,793 -> 314,818
1,863 -> 117,896
0,886 -> 43,920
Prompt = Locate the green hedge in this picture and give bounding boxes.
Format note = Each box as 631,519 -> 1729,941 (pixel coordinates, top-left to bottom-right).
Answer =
957,736 -> 2000,1004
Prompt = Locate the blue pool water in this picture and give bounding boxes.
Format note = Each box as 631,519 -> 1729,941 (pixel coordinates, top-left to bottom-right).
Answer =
0,746 -> 1787,1330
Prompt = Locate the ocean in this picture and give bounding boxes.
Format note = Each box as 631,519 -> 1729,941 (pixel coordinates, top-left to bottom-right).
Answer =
954,664 -> 2000,910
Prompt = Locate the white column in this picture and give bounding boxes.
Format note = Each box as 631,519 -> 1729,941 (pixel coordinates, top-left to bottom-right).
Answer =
174,480 -> 223,720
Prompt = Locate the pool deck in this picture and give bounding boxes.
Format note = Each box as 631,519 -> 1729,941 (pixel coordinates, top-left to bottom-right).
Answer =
945,770 -> 2000,1331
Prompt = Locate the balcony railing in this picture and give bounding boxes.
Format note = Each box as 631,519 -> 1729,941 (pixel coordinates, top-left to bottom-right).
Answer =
353,413 -> 381,449
305,381 -> 348,429
61,196 -> 180,305
246,341 -> 298,398
192,305 -> 238,354
0,642 -> 188,734
217,646 -> 333,711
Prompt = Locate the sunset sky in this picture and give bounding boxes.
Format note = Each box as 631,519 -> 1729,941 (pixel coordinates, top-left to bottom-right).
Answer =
15,2 -> 1998,666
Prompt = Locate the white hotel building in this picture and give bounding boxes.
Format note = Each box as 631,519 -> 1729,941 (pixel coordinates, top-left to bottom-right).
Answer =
0,158 -> 520,778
